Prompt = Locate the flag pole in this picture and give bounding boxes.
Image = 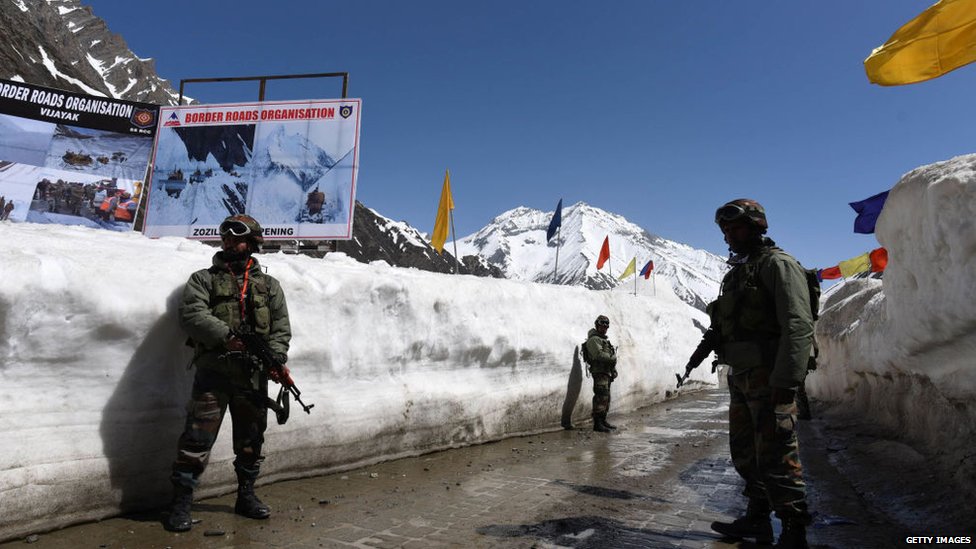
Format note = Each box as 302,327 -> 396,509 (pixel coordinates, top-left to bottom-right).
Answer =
634,267 -> 637,296
449,207 -> 459,274
553,225 -> 561,283
653,271 -> 656,296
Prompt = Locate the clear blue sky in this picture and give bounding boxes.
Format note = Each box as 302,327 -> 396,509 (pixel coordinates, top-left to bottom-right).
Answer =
90,0 -> 976,268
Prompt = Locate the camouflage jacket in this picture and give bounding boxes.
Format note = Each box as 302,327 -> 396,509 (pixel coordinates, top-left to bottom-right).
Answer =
585,328 -> 617,374
180,252 -> 291,374
710,240 -> 813,389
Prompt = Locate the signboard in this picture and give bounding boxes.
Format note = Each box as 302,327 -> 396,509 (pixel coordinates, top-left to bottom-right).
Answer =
0,78 -> 158,230
142,99 -> 362,240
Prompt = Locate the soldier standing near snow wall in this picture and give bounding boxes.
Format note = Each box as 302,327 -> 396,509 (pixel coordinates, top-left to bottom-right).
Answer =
584,315 -> 618,433
707,199 -> 814,549
164,214 -> 292,533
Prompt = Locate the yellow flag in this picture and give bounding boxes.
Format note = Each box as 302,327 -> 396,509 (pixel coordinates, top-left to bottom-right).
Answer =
618,257 -> 637,280
431,170 -> 454,253
839,252 -> 871,278
865,0 -> 976,85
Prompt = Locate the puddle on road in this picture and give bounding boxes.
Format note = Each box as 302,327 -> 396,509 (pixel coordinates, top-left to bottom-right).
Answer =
640,426 -> 687,437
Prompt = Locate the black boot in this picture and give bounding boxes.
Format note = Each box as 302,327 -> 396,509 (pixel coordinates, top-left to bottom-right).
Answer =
775,518 -> 809,548
164,485 -> 193,532
602,416 -> 618,430
710,499 -> 773,544
593,413 -> 611,432
235,478 -> 271,519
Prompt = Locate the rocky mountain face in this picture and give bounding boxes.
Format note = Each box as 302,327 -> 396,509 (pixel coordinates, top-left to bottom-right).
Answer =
335,203 -> 504,278
0,0 -> 184,105
173,126 -> 257,171
457,202 -> 728,311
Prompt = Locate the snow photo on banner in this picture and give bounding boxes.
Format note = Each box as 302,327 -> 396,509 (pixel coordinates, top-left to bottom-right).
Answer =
0,78 -> 159,231
142,99 -> 362,240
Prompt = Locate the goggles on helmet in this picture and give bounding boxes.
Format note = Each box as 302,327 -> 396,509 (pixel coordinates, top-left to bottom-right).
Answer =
596,319 -> 610,327
715,203 -> 748,224
219,219 -> 252,237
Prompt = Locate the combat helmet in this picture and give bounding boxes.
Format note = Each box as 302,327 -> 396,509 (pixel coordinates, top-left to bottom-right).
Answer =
714,198 -> 768,232
219,214 -> 265,250
594,315 -> 610,327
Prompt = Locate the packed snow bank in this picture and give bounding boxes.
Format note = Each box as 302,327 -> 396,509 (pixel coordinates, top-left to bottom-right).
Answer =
0,222 -> 712,540
808,153 -> 976,497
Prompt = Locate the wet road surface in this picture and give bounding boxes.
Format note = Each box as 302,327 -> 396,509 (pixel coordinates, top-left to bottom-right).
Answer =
4,388 -> 973,548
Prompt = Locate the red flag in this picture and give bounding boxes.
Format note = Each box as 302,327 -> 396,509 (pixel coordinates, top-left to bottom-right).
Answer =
870,247 -> 888,272
819,266 -> 842,280
597,236 -> 610,270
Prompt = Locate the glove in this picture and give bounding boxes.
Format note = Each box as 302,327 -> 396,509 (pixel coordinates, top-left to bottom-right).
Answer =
770,387 -> 797,405
610,368 -> 618,381
224,334 -> 246,352
269,365 -> 290,384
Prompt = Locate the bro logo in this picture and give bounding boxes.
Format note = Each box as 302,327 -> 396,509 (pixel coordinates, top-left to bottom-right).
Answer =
131,108 -> 156,128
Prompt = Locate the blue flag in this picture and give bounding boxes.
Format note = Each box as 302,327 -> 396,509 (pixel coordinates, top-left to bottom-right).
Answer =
639,260 -> 654,279
546,198 -> 563,243
849,191 -> 889,234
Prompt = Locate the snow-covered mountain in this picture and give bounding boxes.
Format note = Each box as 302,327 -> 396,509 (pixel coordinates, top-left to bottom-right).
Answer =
457,202 -> 728,311
0,0 -> 185,105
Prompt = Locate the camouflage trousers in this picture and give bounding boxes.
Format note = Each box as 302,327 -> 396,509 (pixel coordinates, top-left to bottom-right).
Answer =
171,366 -> 268,489
727,367 -> 809,522
592,373 -> 613,415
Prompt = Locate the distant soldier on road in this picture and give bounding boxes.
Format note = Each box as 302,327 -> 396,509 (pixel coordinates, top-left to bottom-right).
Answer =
583,315 -> 618,432
707,199 -> 814,548
164,214 -> 292,532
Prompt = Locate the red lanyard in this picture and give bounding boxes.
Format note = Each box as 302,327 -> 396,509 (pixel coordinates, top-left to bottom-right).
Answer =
228,258 -> 254,324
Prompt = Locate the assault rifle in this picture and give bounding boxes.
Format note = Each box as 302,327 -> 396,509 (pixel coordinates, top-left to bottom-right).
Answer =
676,328 -> 720,388
235,327 -> 314,422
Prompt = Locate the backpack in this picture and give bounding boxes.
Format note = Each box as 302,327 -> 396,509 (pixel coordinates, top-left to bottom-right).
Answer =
580,339 -> 592,366
765,251 -> 821,369
745,248 -> 822,369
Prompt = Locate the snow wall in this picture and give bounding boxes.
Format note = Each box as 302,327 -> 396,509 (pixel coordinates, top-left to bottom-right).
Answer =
0,223 -> 712,541
808,153 -> 976,498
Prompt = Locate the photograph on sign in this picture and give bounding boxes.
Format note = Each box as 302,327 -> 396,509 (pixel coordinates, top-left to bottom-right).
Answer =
0,114 -> 55,166
44,124 -> 154,181
0,160 -> 140,228
142,99 -> 361,240
0,78 -> 158,231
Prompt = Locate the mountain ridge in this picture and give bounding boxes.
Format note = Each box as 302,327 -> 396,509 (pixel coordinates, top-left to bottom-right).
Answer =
0,0 -> 185,105
458,201 -> 727,310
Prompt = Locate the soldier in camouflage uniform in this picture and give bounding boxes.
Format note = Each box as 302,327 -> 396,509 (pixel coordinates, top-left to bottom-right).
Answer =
164,214 -> 292,532
708,199 -> 813,549
584,315 -> 618,433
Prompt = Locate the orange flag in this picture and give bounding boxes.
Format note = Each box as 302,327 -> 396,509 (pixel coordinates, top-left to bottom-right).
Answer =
819,266 -> 842,280
597,236 -> 610,270
870,247 -> 889,272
